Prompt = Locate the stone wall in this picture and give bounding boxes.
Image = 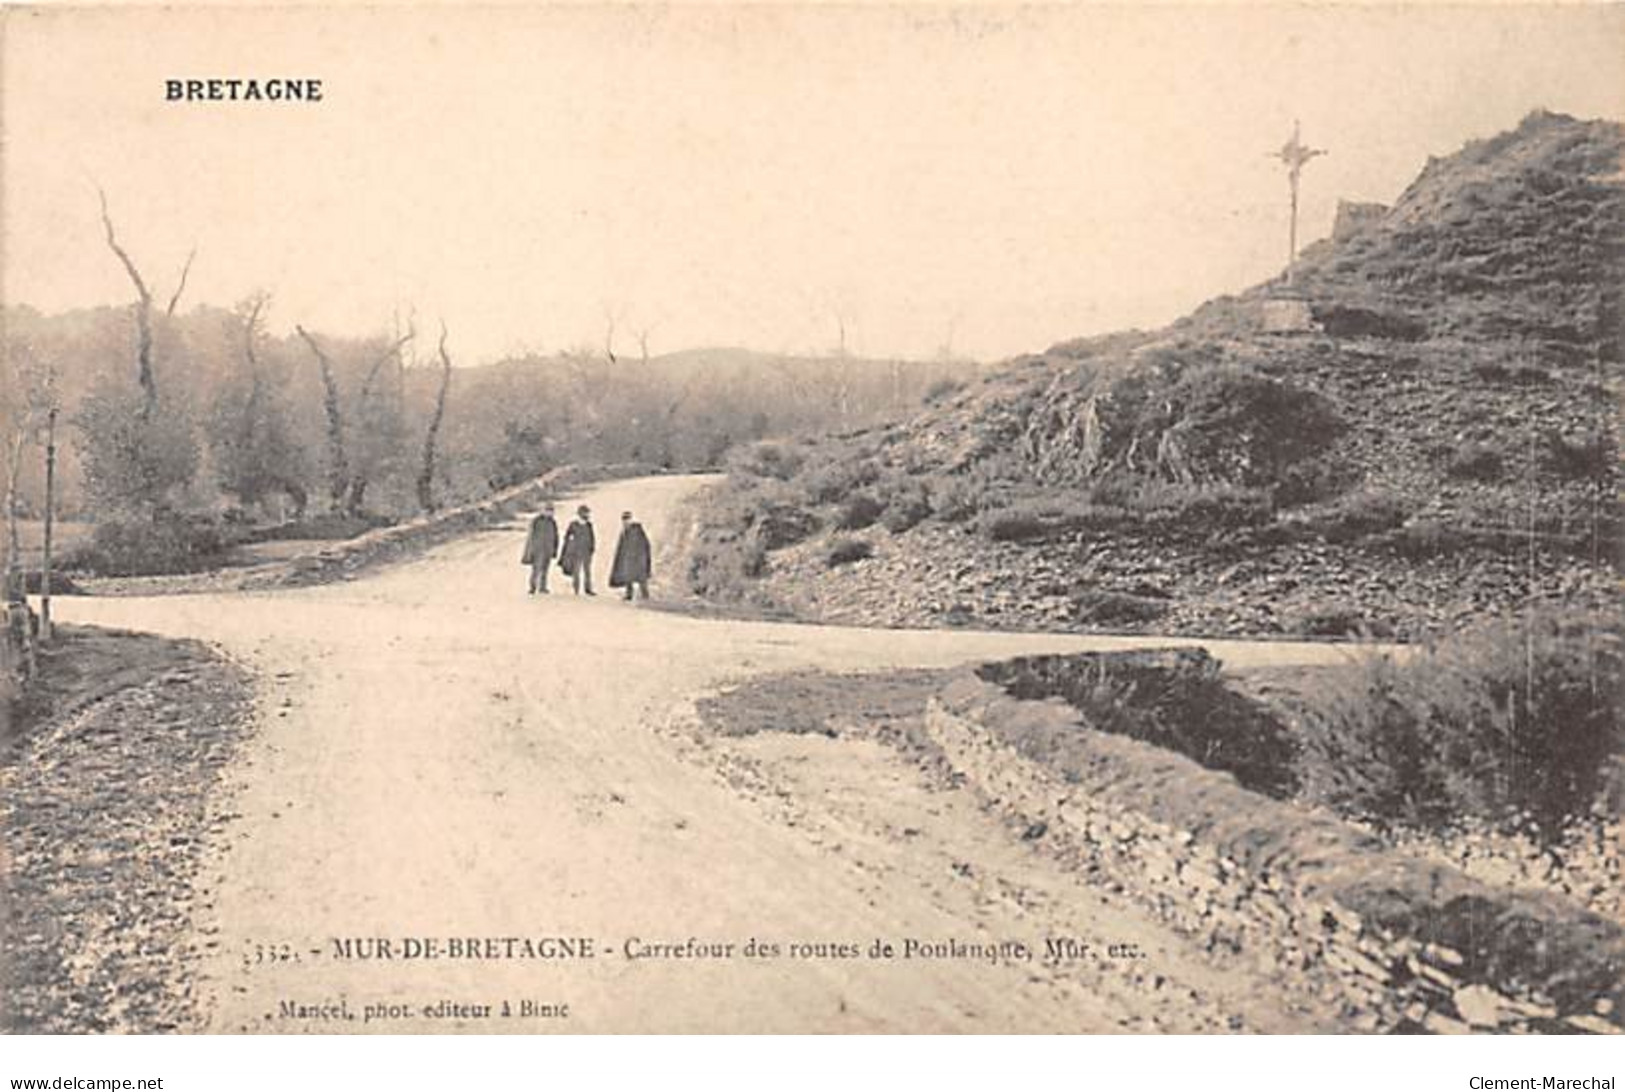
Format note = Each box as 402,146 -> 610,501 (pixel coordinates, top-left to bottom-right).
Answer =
926,675 -> 1622,1034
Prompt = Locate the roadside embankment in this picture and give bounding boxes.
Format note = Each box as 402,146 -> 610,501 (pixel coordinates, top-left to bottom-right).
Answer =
928,673 -> 1623,1034
0,627 -> 253,1032
69,463 -> 661,597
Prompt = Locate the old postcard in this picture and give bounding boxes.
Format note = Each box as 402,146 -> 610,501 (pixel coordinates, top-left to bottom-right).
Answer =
1,2 -> 1621,1048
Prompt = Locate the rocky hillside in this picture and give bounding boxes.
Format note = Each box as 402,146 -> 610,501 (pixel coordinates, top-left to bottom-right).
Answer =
686,111 -> 1622,638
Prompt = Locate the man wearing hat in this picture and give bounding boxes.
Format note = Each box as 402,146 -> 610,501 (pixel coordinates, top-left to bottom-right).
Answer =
559,504 -> 597,596
520,502 -> 560,594
609,510 -> 653,601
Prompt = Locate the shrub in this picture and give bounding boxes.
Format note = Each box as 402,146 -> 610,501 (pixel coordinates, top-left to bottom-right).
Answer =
800,457 -> 881,503
874,477 -> 933,534
826,537 -> 874,567
754,503 -> 821,550
728,441 -> 804,481
1304,489 -> 1410,543
1296,611 -> 1624,843
1287,607 -> 1396,639
882,495 -> 931,534
835,493 -> 884,531
976,481 -> 1272,544
1070,589 -> 1171,626
685,526 -> 769,599
1124,480 -> 1275,530
927,474 -> 986,523
978,500 -> 1130,543
1445,441 -> 1507,482
1470,359 -> 1555,386
76,384 -> 201,519
981,510 -> 1048,542
681,481 -> 781,597
67,516 -> 232,576
1272,454 -> 1359,507
1382,518 -> 1477,558
977,649 -> 1299,798
739,532 -> 770,578
1151,366 -> 1346,487
1310,304 -> 1427,341
1543,430 -> 1612,482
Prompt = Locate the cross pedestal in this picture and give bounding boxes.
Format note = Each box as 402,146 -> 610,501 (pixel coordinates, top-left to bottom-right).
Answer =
1261,295 -> 1316,334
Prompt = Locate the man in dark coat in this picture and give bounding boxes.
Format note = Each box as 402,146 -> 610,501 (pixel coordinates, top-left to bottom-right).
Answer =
559,505 -> 597,596
520,502 -> 560,594
609,510 -> 652,601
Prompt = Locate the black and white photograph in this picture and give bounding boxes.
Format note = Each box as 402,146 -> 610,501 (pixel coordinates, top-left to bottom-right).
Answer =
0,0 -> 1621,1075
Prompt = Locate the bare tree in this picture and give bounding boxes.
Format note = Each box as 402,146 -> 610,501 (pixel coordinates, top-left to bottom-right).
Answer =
295,322 -> 415,517
217,293 -> 306,516
603,305 -> 621,366
417,321 -> 453,512
239,293 -> 269,429
356,325 -> 414,413
97,188 -> 158,414
166,246 -> 197,317
345,326 -> 415,515
295,325 -> 350,511
96,191 -> 197,412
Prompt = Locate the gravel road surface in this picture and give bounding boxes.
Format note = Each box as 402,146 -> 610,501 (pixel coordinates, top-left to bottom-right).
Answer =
55,474 -> 1366,1032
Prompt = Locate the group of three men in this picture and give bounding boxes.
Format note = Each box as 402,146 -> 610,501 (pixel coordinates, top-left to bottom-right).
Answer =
521,503 -> 652,600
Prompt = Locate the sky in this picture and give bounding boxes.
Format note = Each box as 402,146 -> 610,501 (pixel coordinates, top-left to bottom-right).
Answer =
3,3 -> 1622,365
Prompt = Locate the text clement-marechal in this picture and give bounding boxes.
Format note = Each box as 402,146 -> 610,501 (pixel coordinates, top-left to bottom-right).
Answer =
166,78 -> 323,102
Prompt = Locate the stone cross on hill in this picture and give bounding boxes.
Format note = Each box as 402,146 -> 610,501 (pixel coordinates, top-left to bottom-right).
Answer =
1273,120 -> 1326,288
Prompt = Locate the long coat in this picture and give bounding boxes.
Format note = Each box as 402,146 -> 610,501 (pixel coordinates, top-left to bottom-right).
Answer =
520,513 -> 559,568
559,519 -> 595,576
609,522 -> 652,588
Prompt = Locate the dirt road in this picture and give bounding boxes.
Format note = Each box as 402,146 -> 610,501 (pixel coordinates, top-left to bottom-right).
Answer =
55,475 -> 1368,1033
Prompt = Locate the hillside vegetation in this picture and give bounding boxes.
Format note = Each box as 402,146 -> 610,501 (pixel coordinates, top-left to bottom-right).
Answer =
688,110 -> 1622,638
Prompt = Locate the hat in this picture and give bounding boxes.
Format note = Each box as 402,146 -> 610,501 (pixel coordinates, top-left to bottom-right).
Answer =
621,511 -> 633,520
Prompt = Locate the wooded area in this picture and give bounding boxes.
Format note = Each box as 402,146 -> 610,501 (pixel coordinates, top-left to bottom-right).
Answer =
0,196 -> 982,585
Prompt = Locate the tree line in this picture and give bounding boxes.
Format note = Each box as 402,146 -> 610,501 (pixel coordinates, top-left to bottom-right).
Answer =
1,196 -> 983,579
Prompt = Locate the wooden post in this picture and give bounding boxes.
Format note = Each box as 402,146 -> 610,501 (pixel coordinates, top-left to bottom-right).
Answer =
41,405 -> 57,643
